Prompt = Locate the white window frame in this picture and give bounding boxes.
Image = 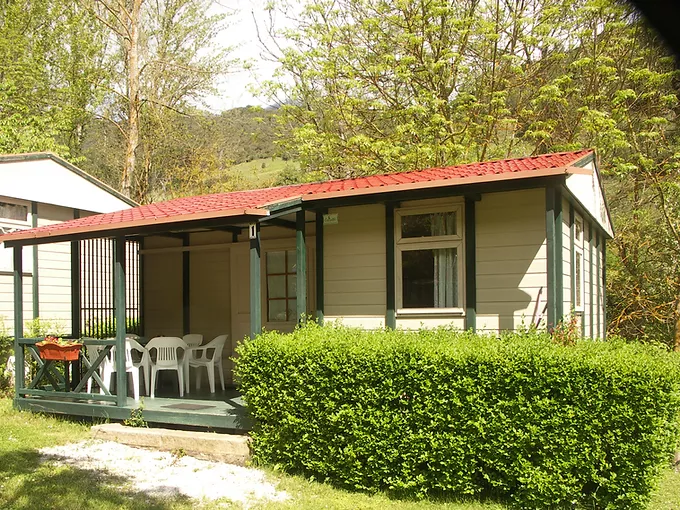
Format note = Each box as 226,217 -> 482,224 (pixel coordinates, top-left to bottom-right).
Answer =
573,215 -> 585,312
0,197 -> 30,227
395,203 -> 465,316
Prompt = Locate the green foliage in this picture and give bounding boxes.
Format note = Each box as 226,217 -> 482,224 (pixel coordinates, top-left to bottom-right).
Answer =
24,317 -> 66,339
81,317 -> 141,339
123,399 -> 147,428
236,324 -> 680,509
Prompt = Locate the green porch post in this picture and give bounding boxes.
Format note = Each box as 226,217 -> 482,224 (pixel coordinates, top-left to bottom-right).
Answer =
464,197 -> 477,332
182,234 -> 190,335
296,210 -> 307,324
31,202 -> 39,318
385,203 -> 396,329
315,211 -> 324,324
71,210 -> 81,338
13,245 -> 24,395
249,223 -> 262,339
114,236 -> 127,406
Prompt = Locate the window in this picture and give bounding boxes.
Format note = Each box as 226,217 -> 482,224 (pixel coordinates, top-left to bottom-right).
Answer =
0,201 -> 28,223
266,249 -> 296,322
396,205 -> 463,313
574,216 -> 584,311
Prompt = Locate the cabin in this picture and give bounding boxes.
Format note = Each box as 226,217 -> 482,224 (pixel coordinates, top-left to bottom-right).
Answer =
0,153 -> 137,336
1,149 -> 613,430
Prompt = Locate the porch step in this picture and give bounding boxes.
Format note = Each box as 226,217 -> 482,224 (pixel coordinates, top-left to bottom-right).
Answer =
91,423 -> 251,465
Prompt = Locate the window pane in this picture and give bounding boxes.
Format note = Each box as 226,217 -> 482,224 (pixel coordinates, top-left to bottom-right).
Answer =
575,219 -> 583,242
287,299 -> 297,321
268,275 -> 286,299
0,202 -> 28,221
402,248 -> 458,308
401,211 -> 456,239
267,251 -> 285,274
268,300 -> 287,322
286,250 -> 296,273
287,274 -> 297,297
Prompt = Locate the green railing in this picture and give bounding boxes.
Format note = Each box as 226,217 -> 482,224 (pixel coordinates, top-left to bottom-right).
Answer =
16,337 -> 118,403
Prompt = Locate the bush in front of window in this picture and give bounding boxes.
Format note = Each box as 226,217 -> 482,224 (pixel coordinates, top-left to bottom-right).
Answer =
235,323 -> 680,509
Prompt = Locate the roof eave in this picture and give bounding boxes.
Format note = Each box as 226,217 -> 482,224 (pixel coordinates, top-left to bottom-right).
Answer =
1,207 -> 269,247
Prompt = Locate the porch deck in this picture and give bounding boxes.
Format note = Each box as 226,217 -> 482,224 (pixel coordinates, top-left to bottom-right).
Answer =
14,388 -> 252,431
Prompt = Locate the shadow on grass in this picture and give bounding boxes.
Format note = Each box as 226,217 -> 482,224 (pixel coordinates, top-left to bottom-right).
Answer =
0,448 -> 194,510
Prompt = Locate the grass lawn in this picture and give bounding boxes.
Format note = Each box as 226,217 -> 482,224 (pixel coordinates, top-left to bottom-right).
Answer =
0,398 -> 677,509
228,157 -> 299,188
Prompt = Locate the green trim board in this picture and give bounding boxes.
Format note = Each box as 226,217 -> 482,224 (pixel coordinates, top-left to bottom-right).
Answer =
595,232 -> 601,338
249,223 -> 262,339
569,204 -> 575,309
464,197 -> 477,332
572,152 -> 595,168
545,186 -> 564,329
13,396 -> 252,431
315,211 -> 325,323
385,203 -> 396,329
589,224 -> 594,339
602,240 -> 608,339
114,236 -> 127,407
296,210 -> 307,324
182,234 -> 190,335
31,201 -> 39,318
13,245 -> 24,395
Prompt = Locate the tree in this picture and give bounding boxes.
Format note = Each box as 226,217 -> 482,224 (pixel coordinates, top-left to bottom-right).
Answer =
85,0 -> 232,201
265,0 -> 680,348
0,0 -> 107,155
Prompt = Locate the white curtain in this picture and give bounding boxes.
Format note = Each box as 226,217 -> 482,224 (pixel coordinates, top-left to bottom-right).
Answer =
432,213 -> 457,307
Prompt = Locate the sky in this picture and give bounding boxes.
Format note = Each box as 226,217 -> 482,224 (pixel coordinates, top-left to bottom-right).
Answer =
207,0 -> 290,111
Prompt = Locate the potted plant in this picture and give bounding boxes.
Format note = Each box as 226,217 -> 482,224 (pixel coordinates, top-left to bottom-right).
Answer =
35,336 -> 83,361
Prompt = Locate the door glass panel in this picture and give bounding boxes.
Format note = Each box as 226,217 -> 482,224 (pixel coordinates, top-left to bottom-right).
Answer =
268,275 -> 286,299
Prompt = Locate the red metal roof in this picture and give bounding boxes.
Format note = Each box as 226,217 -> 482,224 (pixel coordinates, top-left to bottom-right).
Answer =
0,149 -> 593,243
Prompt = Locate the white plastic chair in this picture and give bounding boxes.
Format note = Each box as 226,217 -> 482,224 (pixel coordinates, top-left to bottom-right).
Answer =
146,336 -> 188,398
101,338 -> 149,401
85,344 -> 111,394
188,334 -> 228,393
183,334 -> 203,348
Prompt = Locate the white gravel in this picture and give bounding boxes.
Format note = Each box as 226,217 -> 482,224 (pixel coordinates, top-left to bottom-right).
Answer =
39,440 -> 289,507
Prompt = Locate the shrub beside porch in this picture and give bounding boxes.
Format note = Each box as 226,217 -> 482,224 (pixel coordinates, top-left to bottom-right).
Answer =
235,324 -> 680,509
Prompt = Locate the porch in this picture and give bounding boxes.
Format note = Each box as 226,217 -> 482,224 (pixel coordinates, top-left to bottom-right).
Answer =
7,204 -> 320,431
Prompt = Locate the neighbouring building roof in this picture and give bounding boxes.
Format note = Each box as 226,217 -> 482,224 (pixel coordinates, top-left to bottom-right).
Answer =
0,149 -> 597,245
0,152 -> 138,210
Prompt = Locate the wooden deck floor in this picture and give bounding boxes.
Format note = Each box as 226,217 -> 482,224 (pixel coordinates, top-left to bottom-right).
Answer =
14,387 -> 252,431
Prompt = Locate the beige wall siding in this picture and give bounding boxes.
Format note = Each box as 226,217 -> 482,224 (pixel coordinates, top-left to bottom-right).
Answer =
562,197 -> 572,319
324,204 -> 386,327
476,188 -> 547,333
143,237 -> 183,338
0,274 -> 33,335
36,204 -> 75,333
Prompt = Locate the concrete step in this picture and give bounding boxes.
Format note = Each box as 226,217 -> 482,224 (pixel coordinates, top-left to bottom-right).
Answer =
91,423 -> 251,465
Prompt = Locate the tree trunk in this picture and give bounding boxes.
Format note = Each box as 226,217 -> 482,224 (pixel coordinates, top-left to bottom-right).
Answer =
673,297 -> 680,352
121,0 -> 142,198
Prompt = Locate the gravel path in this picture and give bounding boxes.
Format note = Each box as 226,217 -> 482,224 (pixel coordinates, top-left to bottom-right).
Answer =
39,440 -> 289,507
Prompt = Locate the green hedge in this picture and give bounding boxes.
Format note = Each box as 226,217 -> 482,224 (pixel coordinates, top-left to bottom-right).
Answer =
235,324 -> 680,508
